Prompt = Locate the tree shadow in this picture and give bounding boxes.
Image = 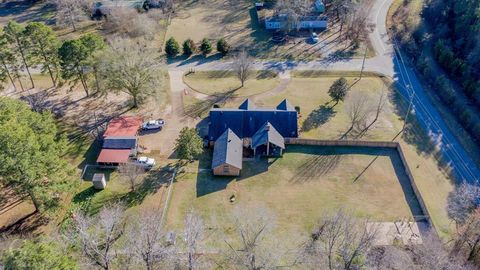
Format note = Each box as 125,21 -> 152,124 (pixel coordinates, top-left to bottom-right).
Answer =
0,211 -> 48,237
167,53 -> 224,67
121,164 -> 176,207
288,146 -> 342,183
184,89 -> 239,118
0,1 -> 56,25
302,104 -> 336,132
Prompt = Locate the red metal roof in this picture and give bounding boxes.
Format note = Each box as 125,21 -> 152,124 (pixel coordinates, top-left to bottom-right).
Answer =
103,116 -> 143,137
96,149 -> 131,163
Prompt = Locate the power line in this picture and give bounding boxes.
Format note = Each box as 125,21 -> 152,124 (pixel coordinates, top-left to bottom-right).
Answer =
392,40 -> 479,183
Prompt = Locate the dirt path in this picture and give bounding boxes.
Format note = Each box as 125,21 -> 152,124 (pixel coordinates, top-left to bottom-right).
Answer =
139,71 -> 196,157
251,71 -> 291,102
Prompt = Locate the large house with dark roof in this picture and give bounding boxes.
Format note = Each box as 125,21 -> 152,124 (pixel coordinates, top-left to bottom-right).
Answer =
208,99 -> 298,176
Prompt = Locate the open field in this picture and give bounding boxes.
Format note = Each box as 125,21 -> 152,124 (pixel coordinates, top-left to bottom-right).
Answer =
166,145 -> 423,247
166,0 -> 373,60
180,71 -> 455,238
183,70 -> 279,96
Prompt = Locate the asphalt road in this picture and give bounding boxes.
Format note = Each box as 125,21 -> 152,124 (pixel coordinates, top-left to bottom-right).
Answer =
167,0 -> 480,183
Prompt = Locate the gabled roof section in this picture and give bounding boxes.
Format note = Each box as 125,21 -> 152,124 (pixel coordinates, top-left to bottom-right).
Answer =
252,122 -> 285,149
103,116 -> 143,137
96,149 -> 131,163
276,99 -> 295,111
238,99 -> 256,110
212,129 -> 243,170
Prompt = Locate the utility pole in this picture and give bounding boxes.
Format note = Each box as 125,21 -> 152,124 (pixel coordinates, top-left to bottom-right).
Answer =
359,45 -> 367,80
402,85 -> 415,132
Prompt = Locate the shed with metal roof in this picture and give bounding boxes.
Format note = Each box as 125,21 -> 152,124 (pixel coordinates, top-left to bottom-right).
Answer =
103,116 -> 143,138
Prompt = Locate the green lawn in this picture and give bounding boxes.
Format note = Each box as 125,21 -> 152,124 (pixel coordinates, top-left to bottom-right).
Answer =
166,146 -> 423,248
183,70 -> 280,97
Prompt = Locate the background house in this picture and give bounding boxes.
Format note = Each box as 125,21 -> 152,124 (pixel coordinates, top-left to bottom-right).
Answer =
263,0 -> 327,31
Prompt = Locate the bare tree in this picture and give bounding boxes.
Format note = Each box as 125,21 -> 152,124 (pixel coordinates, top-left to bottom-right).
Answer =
328,0 -> 353,35
344,1 -> 375,45
232,50 -> 253,88
447,183 -> 480,225
52,0 -> 93,31
274,0 -> 311,33
371,85 -> 387,124
412,231 -> 470,270
304,209 -> 377,270
367,245 -> 416,270
345,91 -> 373,135
98,38 -> 161,108
183,209 -> 204,270
222,205 -> 297,269
118,163 -> 145,191
361,85 -> 387,135
103,8 -> 161,39
69,203 -> 125,270
124,208 -> 174,270
451,209 -> 480,265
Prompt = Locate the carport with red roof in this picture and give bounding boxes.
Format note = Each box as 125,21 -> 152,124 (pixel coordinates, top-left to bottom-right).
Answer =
97,116 -> 143,166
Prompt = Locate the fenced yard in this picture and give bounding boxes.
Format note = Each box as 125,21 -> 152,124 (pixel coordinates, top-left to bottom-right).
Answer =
165,145 -> 424,248
181,71 -> 455,238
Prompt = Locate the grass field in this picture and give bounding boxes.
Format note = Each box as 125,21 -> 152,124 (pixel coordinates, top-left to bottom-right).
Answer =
166,145 -> 423,248
183,70 -> 279,96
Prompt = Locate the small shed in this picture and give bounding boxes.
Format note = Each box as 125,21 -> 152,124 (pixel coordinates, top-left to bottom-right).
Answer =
212,129 -> 243,176
315,0 -> 326,13
92,173 -> 106,190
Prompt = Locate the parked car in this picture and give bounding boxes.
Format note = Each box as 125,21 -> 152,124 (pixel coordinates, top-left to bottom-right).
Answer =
135,156 -> 156,169
142,119 -> 165,130
311,32 -> 319,43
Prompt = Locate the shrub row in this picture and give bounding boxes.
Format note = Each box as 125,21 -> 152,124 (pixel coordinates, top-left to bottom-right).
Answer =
165,37 -> 230,58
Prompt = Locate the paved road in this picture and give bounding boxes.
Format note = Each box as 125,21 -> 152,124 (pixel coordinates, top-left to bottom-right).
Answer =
167,0 -> 480,183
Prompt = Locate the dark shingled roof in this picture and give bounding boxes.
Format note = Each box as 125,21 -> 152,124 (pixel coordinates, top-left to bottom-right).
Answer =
252,122 -> 285,149
238,99 -> 256,110
103,136 -> 137,149
276,99 -> 295,111
208,99 -> 298,141
212,129 -> 243,170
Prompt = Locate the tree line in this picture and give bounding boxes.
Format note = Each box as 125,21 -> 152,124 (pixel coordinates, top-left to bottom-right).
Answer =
0,21 -> 163,108
424,0 -> 480,108
391,0 -> 480,143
